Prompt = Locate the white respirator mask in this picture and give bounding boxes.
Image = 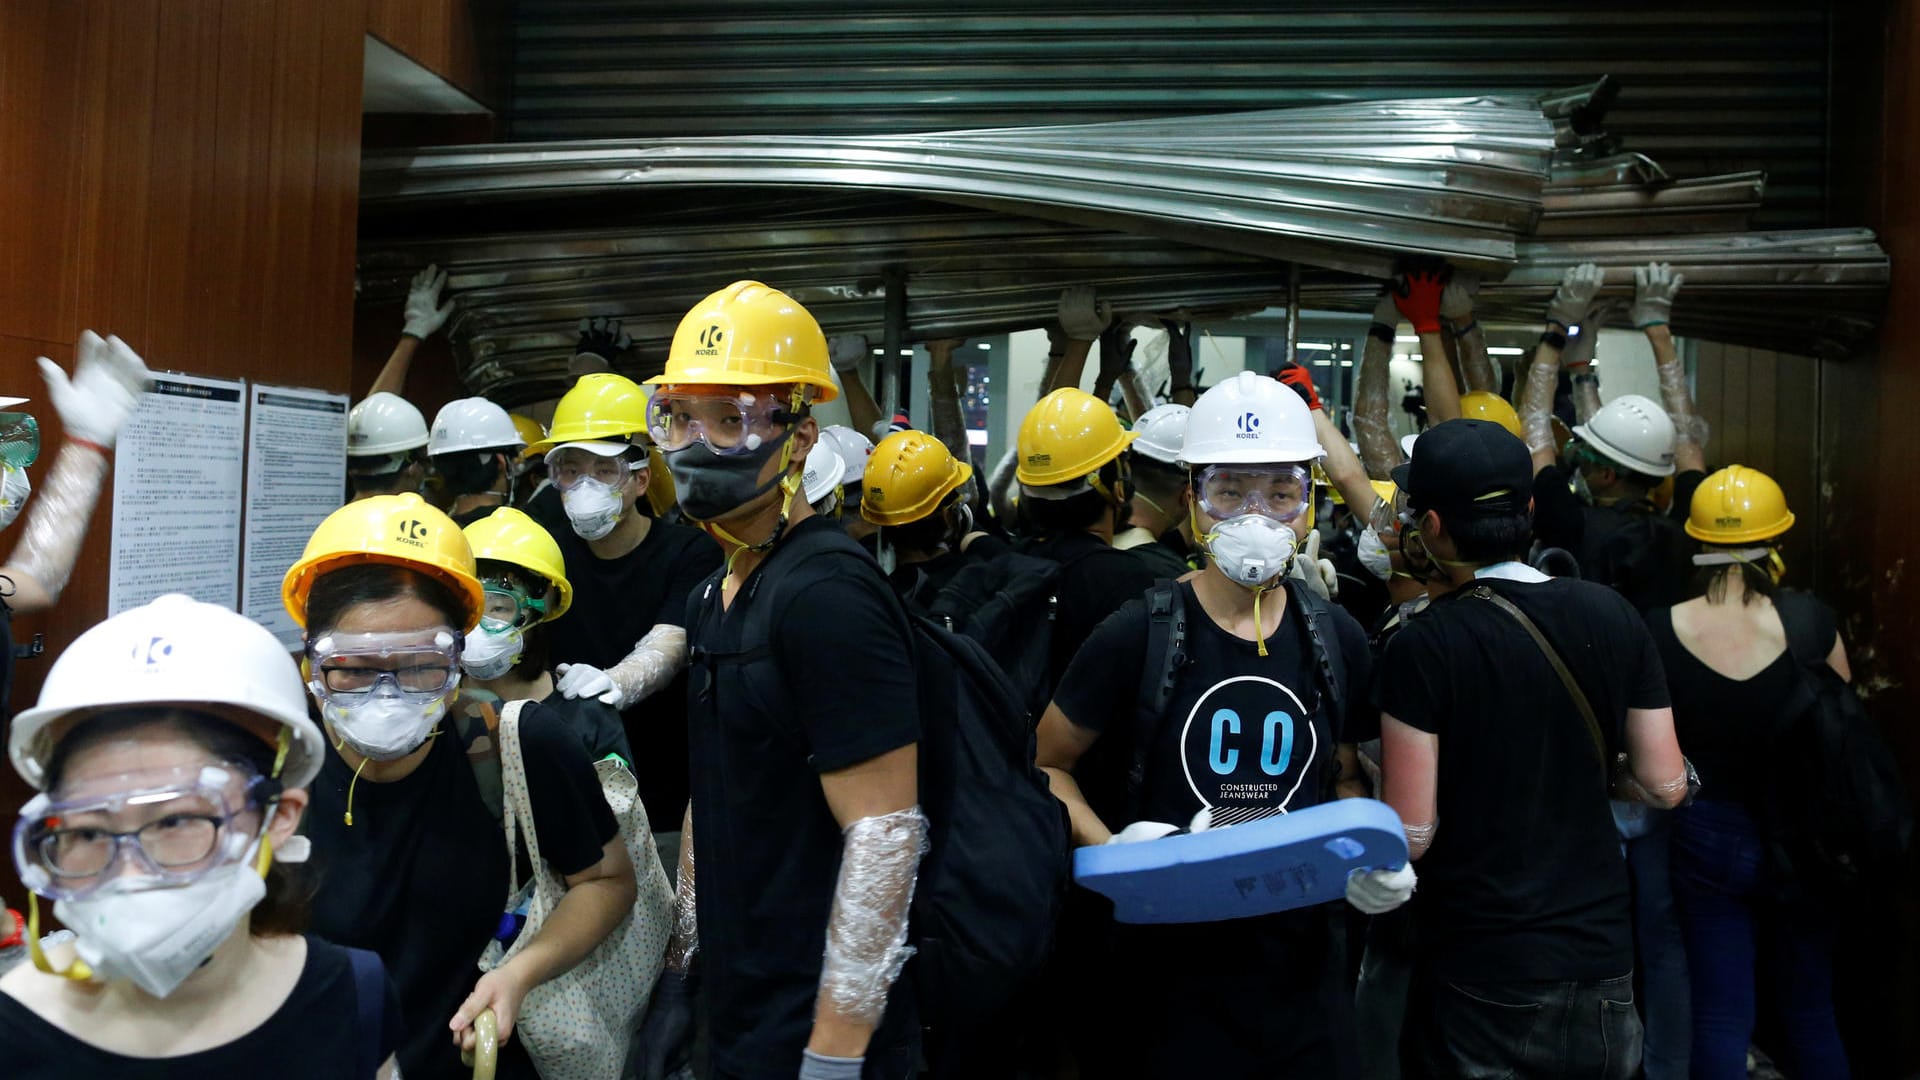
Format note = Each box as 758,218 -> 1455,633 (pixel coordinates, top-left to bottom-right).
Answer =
1202,513 -> 1299,588
460,623 -> 525,681
55,854 -> 266,999
562,477 -> 624,540
1357,526 -> 1393,581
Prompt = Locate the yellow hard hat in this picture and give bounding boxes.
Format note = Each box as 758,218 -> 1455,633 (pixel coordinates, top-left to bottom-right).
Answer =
644,445 -> 677,518
528,373 -> 648,453
282,493 -> 485,631
463,507 -> 573,622
1370,479 -> 1399,506
1016,388 -> 1136,488
510,414 -> 546,462
862,430 -> 974,526
1686,464 -> 1794,544
1315,464 -> 1343,506
1460,391 -> 1522,439
648,281 -> 838,403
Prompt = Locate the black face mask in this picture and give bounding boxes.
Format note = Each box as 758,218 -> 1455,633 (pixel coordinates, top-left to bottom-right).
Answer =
665,433 -> 791,522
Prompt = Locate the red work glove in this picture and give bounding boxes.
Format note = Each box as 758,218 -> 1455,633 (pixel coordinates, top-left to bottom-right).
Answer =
1275,364 -> 1323,412
1392,268 -> 1449,335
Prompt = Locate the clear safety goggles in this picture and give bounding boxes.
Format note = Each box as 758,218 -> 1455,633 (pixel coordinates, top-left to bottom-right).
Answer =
1370,488 -> 1410,534
12,764 -> 274,901
306,629 -> 461,705
1194,463 -> 1311,523
646,386 -> 801,457
480,580 -> 547,631
0,412 -> 39,469
549,448 -> 636,491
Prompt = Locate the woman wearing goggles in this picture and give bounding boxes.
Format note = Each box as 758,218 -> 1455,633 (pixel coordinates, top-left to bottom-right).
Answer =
2,594 -> 399,1077
286,494 -> 644,1079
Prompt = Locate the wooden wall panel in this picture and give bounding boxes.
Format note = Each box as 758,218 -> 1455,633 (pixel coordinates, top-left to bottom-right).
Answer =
367,0 -> 509,110
0,0 -> 368,906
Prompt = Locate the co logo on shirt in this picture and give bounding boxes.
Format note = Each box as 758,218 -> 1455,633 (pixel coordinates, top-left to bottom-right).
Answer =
1178,675 -> 1318,827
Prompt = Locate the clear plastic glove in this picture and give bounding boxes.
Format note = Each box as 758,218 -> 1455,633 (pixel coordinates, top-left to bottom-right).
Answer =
629,969 -> 694,1080
800,1050 -> 865,1080
1371,291 -> 1401,329
1106,807 -> 1213,845
1546,263 -> 1605,328
575,316 -> 632,363
1346,865 -> 1417,915
555,662 -> 624,708
403,264 -> 455,340
1440,271 -> 1480,325
828,334 -> 870,373
1629,262 -> 1684,329
1057,285 -> 1113,341
37,331 -> 152,448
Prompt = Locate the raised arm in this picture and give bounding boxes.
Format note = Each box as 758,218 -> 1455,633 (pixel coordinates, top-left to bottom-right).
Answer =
1277,364 -> 1375,513
1441,271 -> 1498,393
1162,319 -> 1198,407
828,335 -> 886,444
371,265 -> 453,397
1632,263 -> 1706,475
1522,263 -> 1603,474
1046,287 -> 1108,394
1561,299 -> 1624,425
1354,293 -> 1403,478
1395,268 -> 1461,424
924,339 -> 981,505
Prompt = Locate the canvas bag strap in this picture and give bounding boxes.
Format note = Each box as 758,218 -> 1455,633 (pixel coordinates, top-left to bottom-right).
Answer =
1468,585 -> 1609,775
496,700 -> 540,899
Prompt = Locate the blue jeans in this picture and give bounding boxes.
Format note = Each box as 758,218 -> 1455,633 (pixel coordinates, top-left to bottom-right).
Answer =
1418,973 -> 1641,1080
1670,799 -> 1850,1080
1622,814 -> 1690,1080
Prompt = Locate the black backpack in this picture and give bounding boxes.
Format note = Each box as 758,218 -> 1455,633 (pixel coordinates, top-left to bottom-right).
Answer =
1126,577 -> 1350,818
927,545 -> 1094,717
707,525 -> 1069,1031
1763,592 -> 1914,904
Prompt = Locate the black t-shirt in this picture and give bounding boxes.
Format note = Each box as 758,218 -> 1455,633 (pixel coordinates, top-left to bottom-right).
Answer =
1119,534 -> 1192,580
0,936 -> 402,1079
523,482 -> 566,537
1375,575 -> 1669,983
1647,600 -> 1824,811
536,686 -> 634,766
305,706 -> 618,1080
1055,579 -> 1373,827
548,519 -> 722,830
1023,531 -> 1158,696
1534,465 -> 1706,612
685,516 -> 921,1076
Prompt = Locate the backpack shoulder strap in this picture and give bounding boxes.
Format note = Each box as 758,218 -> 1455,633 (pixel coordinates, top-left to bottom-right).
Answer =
1128,581 -> 1186,811
1774,590 -> 1834,669
1289,579 -> 1349,742
345,946 -> 387,1080
1468,584 -> 1609,775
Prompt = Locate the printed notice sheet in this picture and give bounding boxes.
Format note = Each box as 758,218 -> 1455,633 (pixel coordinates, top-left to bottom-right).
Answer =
242,385 -> 349,648
108,373 -> 247,614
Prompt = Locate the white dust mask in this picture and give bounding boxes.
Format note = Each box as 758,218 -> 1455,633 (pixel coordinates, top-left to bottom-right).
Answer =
1204,514 -> 1298,588
461,623 -> 524,681
53,842 -> 267,999
1357,526 -> 1393,581
562,476 -> 624,540
322,691 -> 445,761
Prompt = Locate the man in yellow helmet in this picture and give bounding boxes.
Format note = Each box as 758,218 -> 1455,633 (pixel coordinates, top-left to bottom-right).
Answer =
527,371 -> 722,854
859,429 -> 1004,610
633,282 -> 925,1080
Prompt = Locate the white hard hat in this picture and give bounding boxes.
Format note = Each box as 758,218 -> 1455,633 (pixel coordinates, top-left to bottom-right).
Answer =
1131,403 -> 1190,465
802,442 -> 848,505
1574,393 -> 1677,478
817,425 -> 875,485
347,392 -> 429,456
10,594 -> 325,791
1180,372 -> 1322,466
429,397 -> 525,457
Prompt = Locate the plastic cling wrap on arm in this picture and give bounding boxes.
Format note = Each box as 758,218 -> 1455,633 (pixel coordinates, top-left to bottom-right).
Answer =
817,807 -> 929,1026
607,623 -> 689,706
10,442 -> 109,597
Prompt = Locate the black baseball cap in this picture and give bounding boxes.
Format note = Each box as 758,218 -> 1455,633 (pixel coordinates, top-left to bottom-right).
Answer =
1391,419 -> 1534,515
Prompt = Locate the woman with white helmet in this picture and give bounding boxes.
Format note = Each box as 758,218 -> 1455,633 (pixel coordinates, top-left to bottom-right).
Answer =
1035,371 -> 1381,1077
1,593 -> 400,1078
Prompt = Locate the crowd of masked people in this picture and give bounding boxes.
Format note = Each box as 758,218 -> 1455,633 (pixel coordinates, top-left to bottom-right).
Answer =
0,260 -> 1906,1080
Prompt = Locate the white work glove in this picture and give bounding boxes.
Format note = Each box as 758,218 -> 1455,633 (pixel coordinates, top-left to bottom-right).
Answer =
1345,864 -> 1417,915
1057,285 -> 1113,341
1629,262 -> 1684,329
1562,299 -> 1625,372
1546,262 -> 1605,329
1290,530 -> 1338,600
827,334 -> 870,374
37,330 -> 153,449
402,264 -> 455,340
555,662 -> 625,709
1439,271 -> 1479,325
1106,807 -> 1213,845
